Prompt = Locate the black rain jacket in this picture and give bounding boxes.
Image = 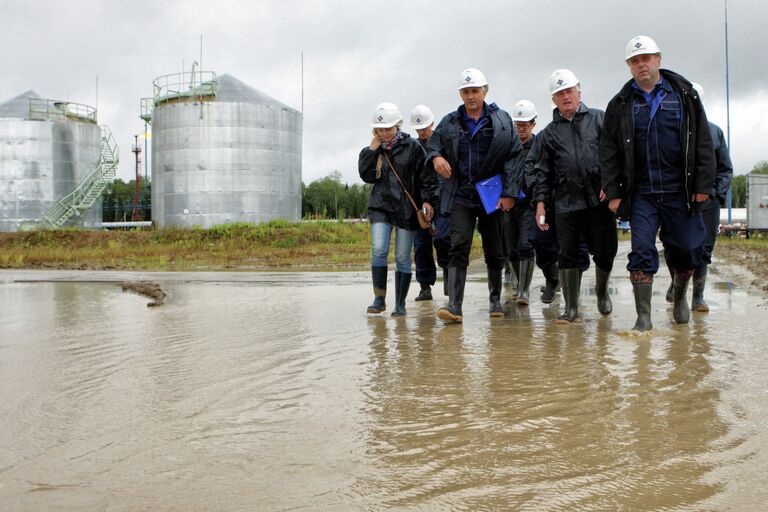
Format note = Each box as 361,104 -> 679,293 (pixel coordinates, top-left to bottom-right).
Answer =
359,132 -> 439,230
529,103 -> 605,214
599,69 -> 716,219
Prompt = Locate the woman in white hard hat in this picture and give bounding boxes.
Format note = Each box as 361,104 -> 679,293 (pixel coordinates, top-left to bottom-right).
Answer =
359,102 -> 439,316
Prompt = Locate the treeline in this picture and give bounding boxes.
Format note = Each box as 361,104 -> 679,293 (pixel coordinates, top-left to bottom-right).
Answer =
301,171 -> 371,219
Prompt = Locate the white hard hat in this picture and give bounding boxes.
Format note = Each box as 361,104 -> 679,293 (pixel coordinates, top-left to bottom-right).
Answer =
625,35 -> 661,61
691,82 -> 707,106
410,105 -> 435,129
549,69 -> 580,95
458,68 -> 488,90
370,102 -> 403,128
512,100 -> 537,122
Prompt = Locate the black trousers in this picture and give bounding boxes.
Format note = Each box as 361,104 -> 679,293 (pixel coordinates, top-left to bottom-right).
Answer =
449,202 -> 505,270
555,203 -> 617,271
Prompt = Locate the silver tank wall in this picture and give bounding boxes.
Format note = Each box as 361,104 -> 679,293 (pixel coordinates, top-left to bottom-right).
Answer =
0,118 -> 102,231
152,101 -> 302,228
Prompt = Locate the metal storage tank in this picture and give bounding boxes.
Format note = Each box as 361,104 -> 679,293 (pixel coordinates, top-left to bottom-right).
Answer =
747,173 -> 768,231
149,72 -> 302,228
0,90 -> 103,231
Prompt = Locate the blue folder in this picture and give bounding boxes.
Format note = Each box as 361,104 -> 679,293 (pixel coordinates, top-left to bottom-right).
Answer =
475,174 -> 502,214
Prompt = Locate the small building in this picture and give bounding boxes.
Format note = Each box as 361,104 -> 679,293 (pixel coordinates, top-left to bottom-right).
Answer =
747,173 -> 768,231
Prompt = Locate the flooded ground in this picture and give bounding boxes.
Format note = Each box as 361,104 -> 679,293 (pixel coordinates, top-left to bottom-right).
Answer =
2,244 -> 768,511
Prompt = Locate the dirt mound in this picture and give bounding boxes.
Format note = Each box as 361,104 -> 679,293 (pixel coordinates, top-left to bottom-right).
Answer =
120,282 -> 166,307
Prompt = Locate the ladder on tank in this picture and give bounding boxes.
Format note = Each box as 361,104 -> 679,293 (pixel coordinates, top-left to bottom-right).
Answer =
39,126 -> 120,228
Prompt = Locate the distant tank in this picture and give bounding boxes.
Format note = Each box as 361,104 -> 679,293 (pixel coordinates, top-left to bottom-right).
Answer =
147,72 -> 303,228
0,91 -> 105,231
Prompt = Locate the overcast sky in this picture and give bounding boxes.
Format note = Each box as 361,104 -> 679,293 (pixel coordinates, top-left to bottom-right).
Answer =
1,0 -> 765,185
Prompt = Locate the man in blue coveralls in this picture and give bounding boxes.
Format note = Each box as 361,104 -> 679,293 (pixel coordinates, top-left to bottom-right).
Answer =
601,35 -> 716,331
427,68 -> 524,323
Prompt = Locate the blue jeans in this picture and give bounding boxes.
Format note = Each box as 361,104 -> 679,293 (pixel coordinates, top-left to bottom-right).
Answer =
628,193 -> 705,273
371,222 -> 415,273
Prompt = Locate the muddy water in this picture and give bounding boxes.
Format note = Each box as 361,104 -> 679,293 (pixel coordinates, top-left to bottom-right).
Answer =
1,262 -> 768,510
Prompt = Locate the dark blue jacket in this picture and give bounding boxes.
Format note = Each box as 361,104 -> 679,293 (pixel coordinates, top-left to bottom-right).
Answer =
709,122 -> 733,205
426,102 -> 524,216
600,69 -> 716,219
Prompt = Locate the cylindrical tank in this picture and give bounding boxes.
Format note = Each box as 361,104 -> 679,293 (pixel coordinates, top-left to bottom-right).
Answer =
0,91 -> 102,231
150,73 -> 302,228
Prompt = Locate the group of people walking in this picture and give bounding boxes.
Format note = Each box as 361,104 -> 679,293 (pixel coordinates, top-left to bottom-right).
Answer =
358,35 -> 732,332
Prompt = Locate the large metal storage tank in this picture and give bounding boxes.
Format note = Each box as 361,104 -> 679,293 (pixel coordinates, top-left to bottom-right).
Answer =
0,90 -> 102,231
150,72 -> 302,228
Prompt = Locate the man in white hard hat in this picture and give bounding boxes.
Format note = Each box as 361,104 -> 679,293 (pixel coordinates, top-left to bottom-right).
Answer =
661,81 -> 733,312
409,104 -> 451,302
504,100 -> 538,306
530,69 -> 617,323
600,35 -> 716,331
427,68 -> 525,323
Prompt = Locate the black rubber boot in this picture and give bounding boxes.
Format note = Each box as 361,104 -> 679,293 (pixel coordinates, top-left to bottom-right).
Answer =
442,268 -> 449,296
540,262 -> 559,304
665,266 -> 674,303
437,267 -> 466,323
488,267 -> 504,317
557,268 -> 580,323
595,267 -> 613,315
414,283 -> 433,302
632,282 -> 653,331
391,271 -> 412,316
692,264 -> 709,312
366,266 -> 387,314
516,259 -> 535,306
672,269 -> 693,324
504,259 -> 519,291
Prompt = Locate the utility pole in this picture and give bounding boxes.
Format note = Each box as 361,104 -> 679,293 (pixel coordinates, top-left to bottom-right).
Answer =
132,135 -> 142,221
725,0 -> 733,223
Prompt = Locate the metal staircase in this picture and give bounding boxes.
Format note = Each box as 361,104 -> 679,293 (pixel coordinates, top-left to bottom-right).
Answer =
39,125 -> 120,228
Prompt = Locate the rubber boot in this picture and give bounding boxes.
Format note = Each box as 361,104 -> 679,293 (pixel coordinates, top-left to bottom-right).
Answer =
442,268 -> 449,297
672,269 -> 694,324
437,267 -> 466,323
366,266 -> 387,314
630,271 -> 654,331
414,283 -> 433,302
557,268 -> 580,323
691,264 -> 709,312
488,266 -> 504,317
540,262 -> 559,304
665,266 -> 674,303
391,271 -> 412,316
595,267 -> 613,315
516,259 -> 535,306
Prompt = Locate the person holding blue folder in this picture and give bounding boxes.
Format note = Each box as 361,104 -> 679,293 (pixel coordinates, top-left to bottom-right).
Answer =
426,68 -> 525,323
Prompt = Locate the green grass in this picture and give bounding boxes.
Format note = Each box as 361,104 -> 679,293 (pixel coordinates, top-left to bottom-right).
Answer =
0,221 -> 484,271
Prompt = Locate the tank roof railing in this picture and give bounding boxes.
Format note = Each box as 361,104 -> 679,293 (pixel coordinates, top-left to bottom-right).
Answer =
152,70 -> 218,106
28,98 -> 98,124
140,97 -> 153,123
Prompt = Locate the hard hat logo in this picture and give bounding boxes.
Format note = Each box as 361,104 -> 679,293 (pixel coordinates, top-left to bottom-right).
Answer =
465,76 -> 472,83
377,115 -> 384,122
635,42 -> 642,49
416,117 -> 422,124
557,79 -> 564,86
